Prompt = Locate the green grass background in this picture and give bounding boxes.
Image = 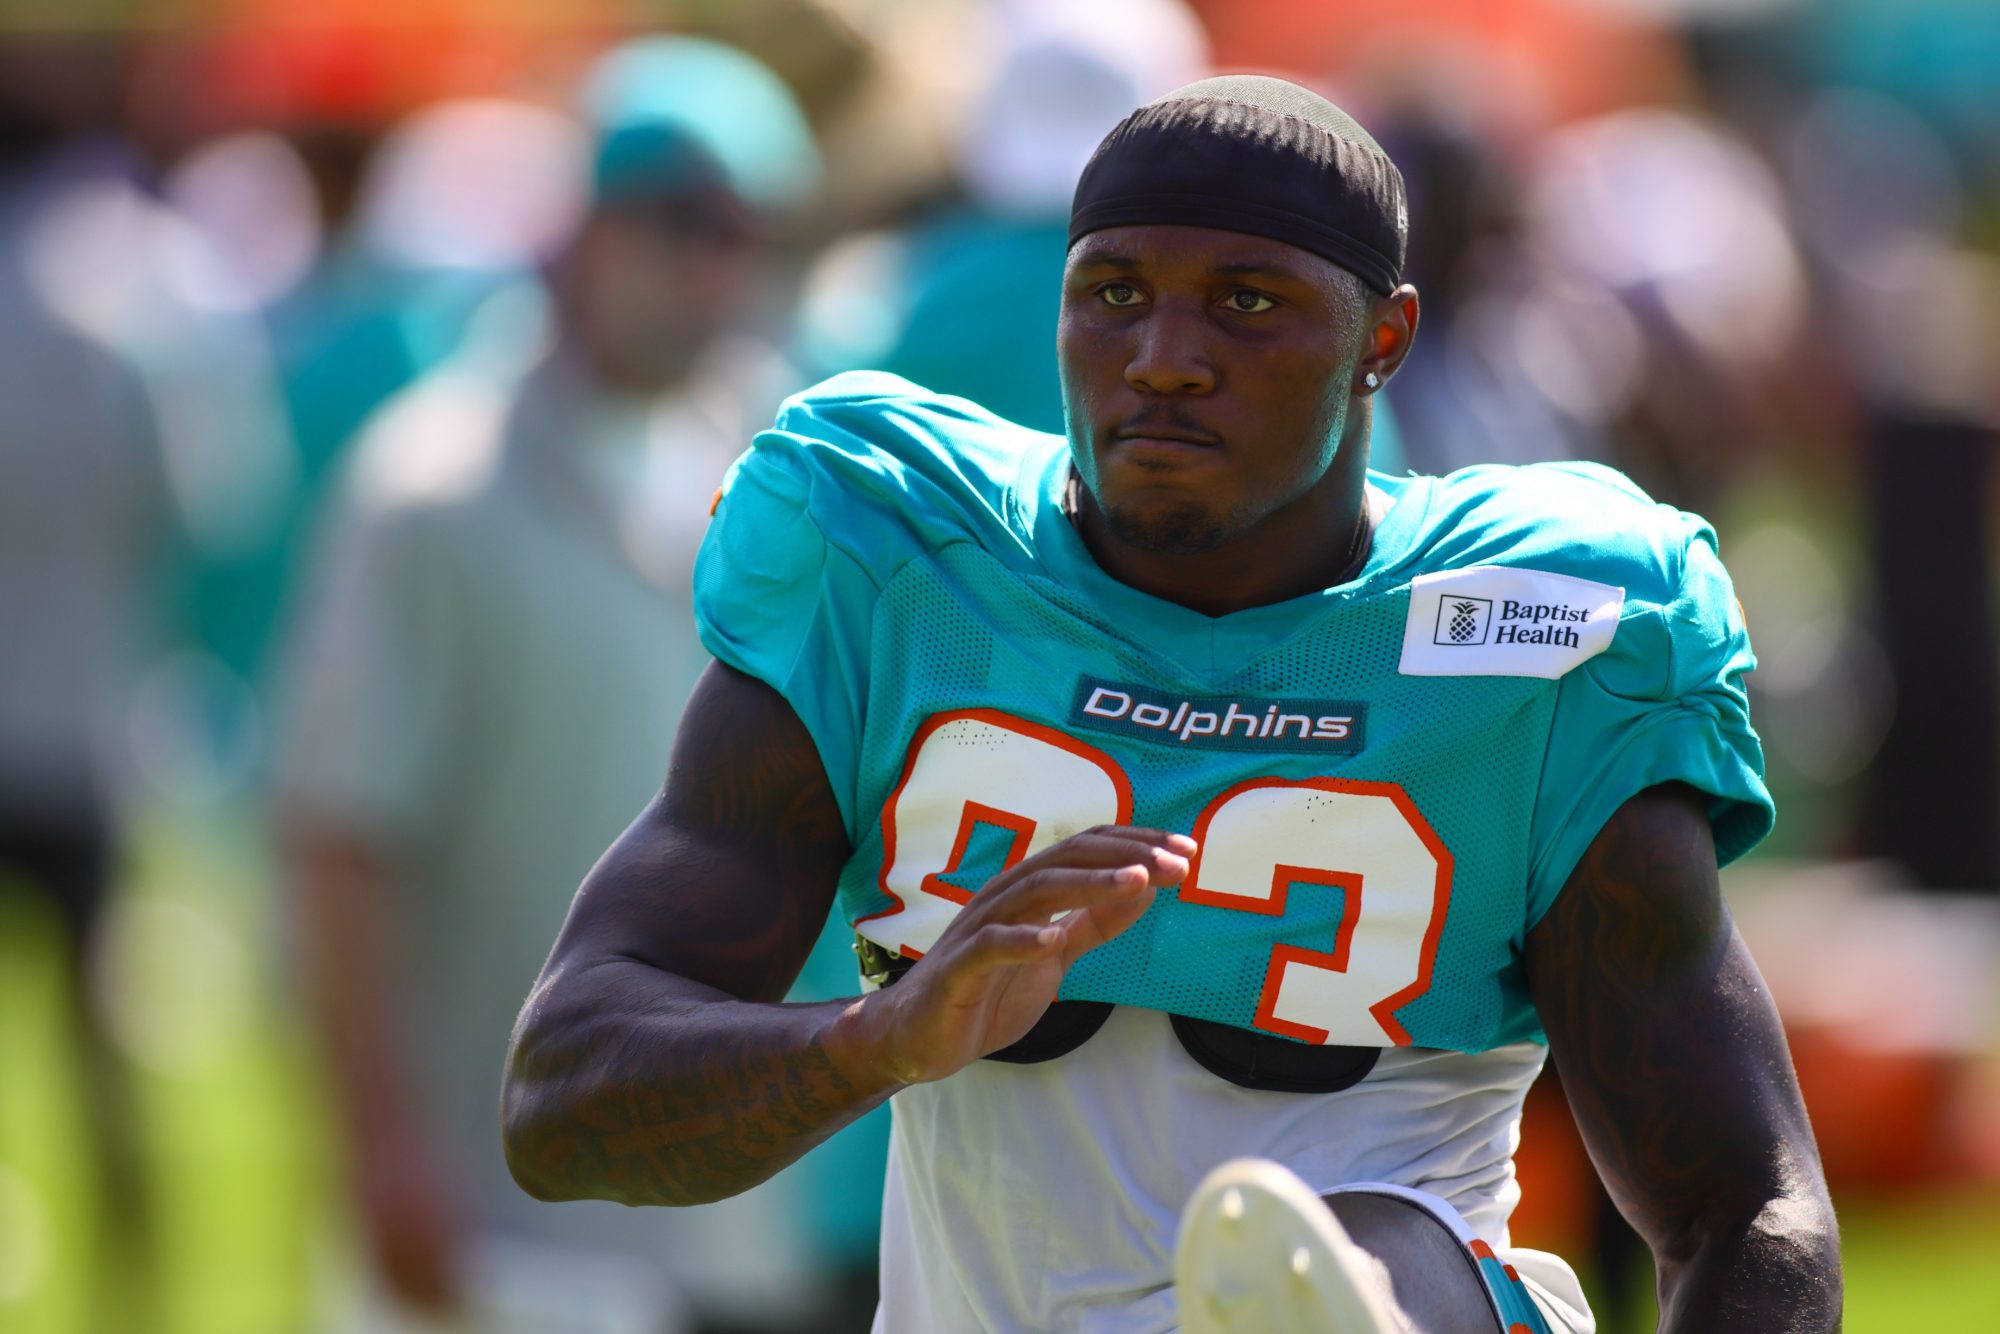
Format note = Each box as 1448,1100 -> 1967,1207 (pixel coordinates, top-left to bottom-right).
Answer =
2,811 -> 1996,1333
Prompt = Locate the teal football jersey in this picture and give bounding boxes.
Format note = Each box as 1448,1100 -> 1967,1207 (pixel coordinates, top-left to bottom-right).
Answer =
694,372 -> 1772,1054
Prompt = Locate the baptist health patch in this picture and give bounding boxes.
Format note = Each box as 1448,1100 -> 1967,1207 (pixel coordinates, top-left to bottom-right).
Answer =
1399,566 -> 1624,680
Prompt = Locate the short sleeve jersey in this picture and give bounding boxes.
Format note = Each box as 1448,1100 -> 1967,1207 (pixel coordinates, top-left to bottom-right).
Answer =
694,372 -> 1771,1054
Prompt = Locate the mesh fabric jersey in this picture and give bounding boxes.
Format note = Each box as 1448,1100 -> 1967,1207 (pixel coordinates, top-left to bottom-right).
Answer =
694,372 -> 1771,1054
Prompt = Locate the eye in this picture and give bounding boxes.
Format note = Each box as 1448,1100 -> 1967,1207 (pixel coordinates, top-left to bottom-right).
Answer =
1099,282 -> 1144,307
1225,289 -> 1278,313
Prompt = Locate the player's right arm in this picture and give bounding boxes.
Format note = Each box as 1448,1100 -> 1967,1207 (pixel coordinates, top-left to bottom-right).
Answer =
501,661 -> 1190,1207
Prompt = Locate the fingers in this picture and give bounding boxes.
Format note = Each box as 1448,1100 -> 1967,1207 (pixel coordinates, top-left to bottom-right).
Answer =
946,861 -> 1163,985
1011,827 -> 1195,872
923,826 -> 1197,984
974,852 -> 1184,929
1053,877 -> 1158,965
975,919 -> 1065,964
928,920 -> 1066,1005
980,825 -> 1189,900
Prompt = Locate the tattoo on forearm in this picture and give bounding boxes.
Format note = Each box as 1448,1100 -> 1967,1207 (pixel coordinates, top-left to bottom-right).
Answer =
509,999 -> 870,1206
1527,786 -> 1840,1331
1535,795 -> 1736,1233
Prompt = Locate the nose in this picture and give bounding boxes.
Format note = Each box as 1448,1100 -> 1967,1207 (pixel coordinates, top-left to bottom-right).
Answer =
1125,303 -> 1215,396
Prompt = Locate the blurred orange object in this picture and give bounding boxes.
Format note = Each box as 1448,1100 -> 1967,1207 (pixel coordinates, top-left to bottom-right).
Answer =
1787,1023 -> 1962,1193
1508,1070 -> 1594,1260
131,0 -> 625,144
1186,0 -> 1683,125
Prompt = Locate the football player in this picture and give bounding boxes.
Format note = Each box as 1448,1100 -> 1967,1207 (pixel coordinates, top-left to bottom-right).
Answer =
502,76 -> 1840,1332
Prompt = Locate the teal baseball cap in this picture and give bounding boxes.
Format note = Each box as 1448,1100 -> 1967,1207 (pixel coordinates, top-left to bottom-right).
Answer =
584,35 -> 820,213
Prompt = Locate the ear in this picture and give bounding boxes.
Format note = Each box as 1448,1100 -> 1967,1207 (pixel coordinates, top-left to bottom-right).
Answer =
1354,284 -> 1420,395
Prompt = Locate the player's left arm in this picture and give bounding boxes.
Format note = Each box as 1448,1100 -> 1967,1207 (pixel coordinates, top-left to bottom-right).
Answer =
1524,781 -> 1841,1331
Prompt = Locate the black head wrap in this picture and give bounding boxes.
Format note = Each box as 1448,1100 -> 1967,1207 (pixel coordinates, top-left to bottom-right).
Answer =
1068,75 -> 1408,295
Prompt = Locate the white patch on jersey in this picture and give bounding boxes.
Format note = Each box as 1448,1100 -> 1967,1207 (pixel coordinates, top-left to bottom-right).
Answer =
1399,567 -> 1623,680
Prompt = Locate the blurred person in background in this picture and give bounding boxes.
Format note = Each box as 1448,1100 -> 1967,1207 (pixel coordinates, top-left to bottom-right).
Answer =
797,0 -> 1207,435
159,115 -> 457,717
0,34 -> 172,1332
14,43 -> 300,818
1365,96 -> 1602,478
1718,52 -> 2000,1220
274,36 -> 841,1334
1785,90 -> 2000,903
1519,104 -> 1812,517
140,81 -> 586,800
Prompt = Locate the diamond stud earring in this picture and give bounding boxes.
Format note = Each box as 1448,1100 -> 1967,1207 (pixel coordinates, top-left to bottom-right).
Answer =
1363,372 -> 1380,390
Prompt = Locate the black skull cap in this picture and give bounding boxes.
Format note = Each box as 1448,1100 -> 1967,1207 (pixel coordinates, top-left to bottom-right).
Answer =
1068,74 -> 1408,295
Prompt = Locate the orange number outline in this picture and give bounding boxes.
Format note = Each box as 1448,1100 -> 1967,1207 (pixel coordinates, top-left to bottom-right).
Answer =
861,709 -> 1133,959
1178,776 -> 1453,1046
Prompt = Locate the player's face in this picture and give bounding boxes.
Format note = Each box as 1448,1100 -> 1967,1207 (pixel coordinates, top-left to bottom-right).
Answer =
1058,225 -> 1371,556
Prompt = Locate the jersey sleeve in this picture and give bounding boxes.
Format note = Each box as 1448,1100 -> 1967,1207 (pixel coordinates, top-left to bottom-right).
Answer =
694,371 -> 1085,837
1525,520 -> 1773,926
692,435 -> 884,836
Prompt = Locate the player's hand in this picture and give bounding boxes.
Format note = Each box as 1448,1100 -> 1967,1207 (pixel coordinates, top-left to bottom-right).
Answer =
858,825 -> 1194,1086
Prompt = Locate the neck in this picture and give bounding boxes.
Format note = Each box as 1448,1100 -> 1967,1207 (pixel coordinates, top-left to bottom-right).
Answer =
1072,404 -> 1376,618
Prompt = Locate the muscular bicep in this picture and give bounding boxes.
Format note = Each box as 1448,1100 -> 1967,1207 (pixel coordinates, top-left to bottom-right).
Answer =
1524,784 -> 1827,1277
546,661 -> 853,1004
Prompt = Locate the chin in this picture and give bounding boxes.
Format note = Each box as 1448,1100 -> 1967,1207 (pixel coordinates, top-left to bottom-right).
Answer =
1101,497 -> 1228,555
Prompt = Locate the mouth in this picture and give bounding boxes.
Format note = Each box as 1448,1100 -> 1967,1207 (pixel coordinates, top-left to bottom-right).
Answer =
1108,419 -> 1224,460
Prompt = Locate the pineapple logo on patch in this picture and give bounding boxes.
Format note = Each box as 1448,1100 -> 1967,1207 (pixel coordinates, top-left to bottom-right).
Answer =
1434,595 -> 1493,646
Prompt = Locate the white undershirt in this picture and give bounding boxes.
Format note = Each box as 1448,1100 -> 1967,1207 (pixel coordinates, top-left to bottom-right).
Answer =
872,1005 -> 1566,1334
